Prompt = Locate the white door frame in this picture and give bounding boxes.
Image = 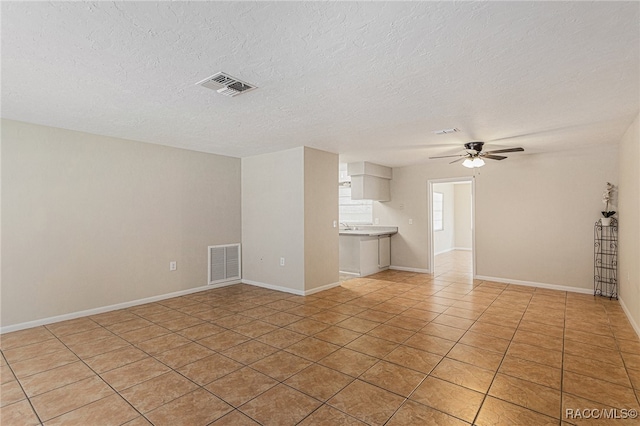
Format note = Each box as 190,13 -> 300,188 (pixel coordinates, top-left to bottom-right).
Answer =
427,177 -> 476,277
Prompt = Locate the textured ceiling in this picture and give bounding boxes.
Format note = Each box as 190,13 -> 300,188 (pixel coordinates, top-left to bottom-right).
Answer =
2,1 -> 638,167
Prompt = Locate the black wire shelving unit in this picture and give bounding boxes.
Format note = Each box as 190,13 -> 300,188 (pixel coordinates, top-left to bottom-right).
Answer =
594,218 -> 618,299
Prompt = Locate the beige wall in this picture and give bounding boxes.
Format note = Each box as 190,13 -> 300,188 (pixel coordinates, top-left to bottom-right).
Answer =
374,166 -> 474,272
374,148 -> 618,290
304,147 -> 339,291
454,183 -> 472,249
241,147 -> 305,292
475,149 -> 617,289
242,147 -> 339,294
1,119 -> 241,328
617,113 -> 640,334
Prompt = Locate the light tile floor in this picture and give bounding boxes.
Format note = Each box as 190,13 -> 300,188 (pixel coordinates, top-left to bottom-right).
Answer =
1,250 -> 639,425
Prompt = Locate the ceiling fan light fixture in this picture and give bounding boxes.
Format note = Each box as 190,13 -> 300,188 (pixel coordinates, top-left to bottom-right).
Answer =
472,158 -> 485,168
430,141 -> 523,167
462,157 -> 485,168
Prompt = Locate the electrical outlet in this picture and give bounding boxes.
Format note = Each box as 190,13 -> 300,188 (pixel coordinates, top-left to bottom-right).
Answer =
374,218 -> 379,224
333,220 -> 337,228
409,218 -> 413,225
280,257 -> 285,266
169,261 -> 177,271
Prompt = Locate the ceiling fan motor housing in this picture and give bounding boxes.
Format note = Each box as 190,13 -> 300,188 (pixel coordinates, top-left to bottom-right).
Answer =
464,141 -> 484,152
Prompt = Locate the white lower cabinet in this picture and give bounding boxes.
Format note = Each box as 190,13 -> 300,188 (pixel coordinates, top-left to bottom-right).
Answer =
339,234 -> 392,277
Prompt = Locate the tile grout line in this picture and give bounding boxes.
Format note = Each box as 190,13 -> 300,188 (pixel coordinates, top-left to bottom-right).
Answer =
114,290 -> 300,424
381,279 -> 490,425
467,281 -> 518,426
255,275 -> 444,424
344,276 -> 499,424
4,280 -> 513,425
561,289 -> 568,423
38,302 -> 245,424
44,317 -> 150,425
144,292 -> 351,424
6,286 -> 357,425
382,260 -> 479,423
497,288 -> 570,421
604,300 -> 640,408
311,275 -> 459,425
469,283 -> 541,425
4,256 -> 637,426
0,350 -> 45,426
380,275 -> 499,424
561,296 -> 639,414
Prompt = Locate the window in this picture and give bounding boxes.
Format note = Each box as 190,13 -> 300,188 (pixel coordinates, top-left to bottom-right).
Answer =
433,192 -> 444,231
339,185 -> 373,224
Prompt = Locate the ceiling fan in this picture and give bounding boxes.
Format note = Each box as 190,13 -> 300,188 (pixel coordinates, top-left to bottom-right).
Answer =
429,141 -> 524,168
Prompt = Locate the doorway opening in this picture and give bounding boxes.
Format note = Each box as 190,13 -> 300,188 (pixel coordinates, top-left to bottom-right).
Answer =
428,177 -> 475,277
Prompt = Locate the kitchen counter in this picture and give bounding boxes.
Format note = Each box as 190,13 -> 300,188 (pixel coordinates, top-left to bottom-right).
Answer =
339,226 -> 398,237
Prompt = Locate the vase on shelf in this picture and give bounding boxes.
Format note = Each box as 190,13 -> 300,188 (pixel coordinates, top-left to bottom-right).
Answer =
600,217 -> 612,226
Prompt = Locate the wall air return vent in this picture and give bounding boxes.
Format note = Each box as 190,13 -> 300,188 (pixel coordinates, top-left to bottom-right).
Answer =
208,244 -> 241,285
197,72 -> 257,97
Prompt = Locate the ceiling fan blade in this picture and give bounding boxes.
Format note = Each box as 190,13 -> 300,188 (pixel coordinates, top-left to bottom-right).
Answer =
365,143 -> 458,152
449,157 -> 466,164
483,147 -> 524,154
482,154 -> 507,160
429,154 -> 465,159
488,123 -> 586,143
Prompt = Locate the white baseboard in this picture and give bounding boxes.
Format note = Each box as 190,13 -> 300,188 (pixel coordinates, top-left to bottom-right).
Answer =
390,265 -> 431,274
304,281 -> 341,296
241,279 -> 305,296
619,297 -> 640,340
474,275 -> 592,294
241,279 -> 341,296
0,281 -> 240,334
434,247 -> 472,256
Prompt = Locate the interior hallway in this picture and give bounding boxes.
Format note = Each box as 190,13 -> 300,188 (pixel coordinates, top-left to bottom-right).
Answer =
434,249 -> 473,278
1,255 -> 639,425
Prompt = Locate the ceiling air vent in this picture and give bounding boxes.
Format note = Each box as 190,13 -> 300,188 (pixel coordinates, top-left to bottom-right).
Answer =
197,72 -> 257,97
433,128 -> 460,135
